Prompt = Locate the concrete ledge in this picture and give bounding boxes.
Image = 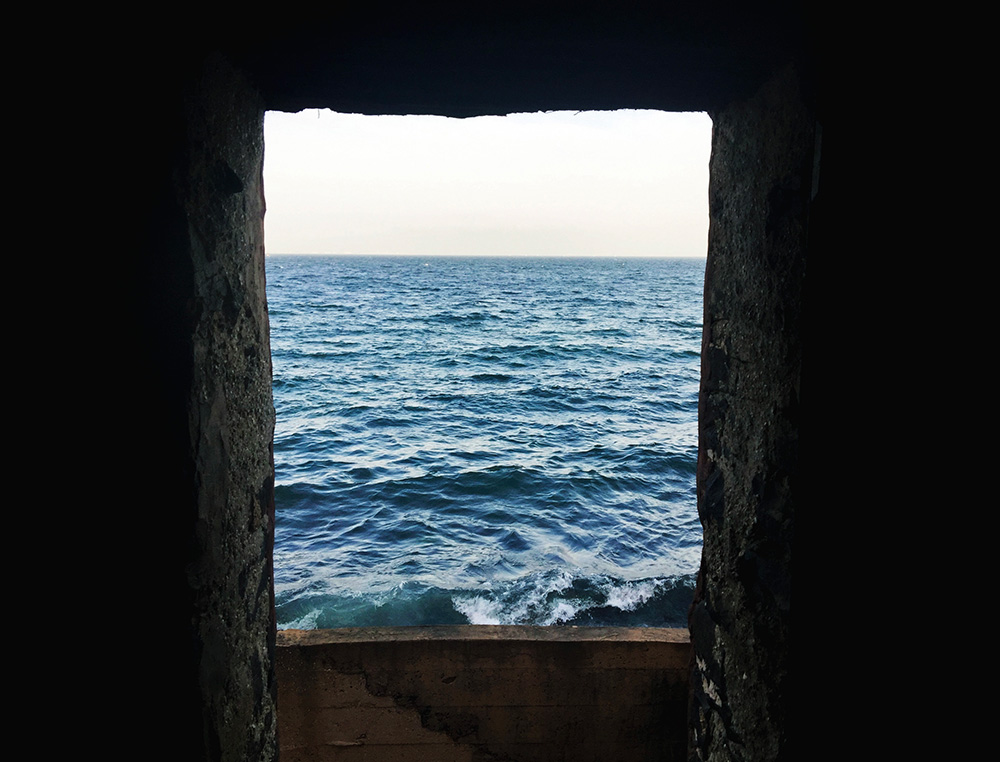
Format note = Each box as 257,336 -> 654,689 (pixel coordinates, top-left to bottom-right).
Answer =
277,627 -> 691,762
278,625 -> 691,644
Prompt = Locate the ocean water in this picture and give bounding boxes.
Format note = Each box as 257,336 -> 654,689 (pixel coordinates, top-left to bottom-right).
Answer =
267,255 -> 704,628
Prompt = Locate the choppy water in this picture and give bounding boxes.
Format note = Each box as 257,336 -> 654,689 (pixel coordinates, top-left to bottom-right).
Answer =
267,255 -> 704,628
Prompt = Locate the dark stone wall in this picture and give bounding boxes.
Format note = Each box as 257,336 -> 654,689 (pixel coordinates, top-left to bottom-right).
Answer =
239,4 -> 808,117
179,55 -> 277,762
126,52 -> 277,761
689,65 -> 814,762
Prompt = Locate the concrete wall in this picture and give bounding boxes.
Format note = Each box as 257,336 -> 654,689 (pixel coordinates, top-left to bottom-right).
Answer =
276,627 -> 691,762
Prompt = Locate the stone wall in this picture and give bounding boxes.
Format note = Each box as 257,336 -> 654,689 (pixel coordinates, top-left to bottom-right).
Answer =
166,52 -> 278,761
689,65 -> 813,762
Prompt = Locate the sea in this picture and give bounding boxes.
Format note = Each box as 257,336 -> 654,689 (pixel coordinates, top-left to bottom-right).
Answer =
267,255 -> 704,629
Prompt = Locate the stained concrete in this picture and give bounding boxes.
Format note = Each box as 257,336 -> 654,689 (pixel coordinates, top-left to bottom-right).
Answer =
277,627 -> 691,762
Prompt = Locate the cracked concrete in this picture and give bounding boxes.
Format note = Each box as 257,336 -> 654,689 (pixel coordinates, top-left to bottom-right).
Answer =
276,626 -> 691,762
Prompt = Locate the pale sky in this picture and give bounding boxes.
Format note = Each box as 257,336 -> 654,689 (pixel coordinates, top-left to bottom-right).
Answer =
263,109 -> 711,257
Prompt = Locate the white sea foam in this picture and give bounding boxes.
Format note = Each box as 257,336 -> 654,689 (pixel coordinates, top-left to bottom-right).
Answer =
604,579 -> 661,611
453,596 -> 504,625
542,569 -> 576,595
542,600 -> 582,625
450,572 -> 677,626
280,608 -> 322,630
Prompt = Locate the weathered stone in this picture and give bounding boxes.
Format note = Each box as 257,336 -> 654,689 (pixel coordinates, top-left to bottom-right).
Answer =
689,64 -> 813,762
176,52 -> 277,762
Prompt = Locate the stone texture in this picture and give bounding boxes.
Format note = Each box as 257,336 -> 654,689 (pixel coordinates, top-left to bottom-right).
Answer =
689,64 -> 815,762
177,53 -> 277,762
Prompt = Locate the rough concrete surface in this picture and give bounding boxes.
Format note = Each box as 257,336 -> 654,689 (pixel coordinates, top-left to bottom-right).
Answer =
277,627 -> 691,762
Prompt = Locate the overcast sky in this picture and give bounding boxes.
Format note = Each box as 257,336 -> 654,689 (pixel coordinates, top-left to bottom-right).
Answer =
263,109 -> 711,257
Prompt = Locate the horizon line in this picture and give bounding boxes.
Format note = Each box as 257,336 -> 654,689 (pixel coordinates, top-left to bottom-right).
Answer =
265,251 -> 707,258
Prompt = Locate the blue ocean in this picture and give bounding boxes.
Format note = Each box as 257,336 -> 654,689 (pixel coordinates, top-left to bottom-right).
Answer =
267,255 -> 704,629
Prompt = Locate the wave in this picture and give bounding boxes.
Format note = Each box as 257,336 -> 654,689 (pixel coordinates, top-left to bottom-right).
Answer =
276,572 -> 696,629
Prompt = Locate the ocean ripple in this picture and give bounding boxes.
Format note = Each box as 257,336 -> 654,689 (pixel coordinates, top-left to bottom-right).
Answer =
268,255 -> 705,627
